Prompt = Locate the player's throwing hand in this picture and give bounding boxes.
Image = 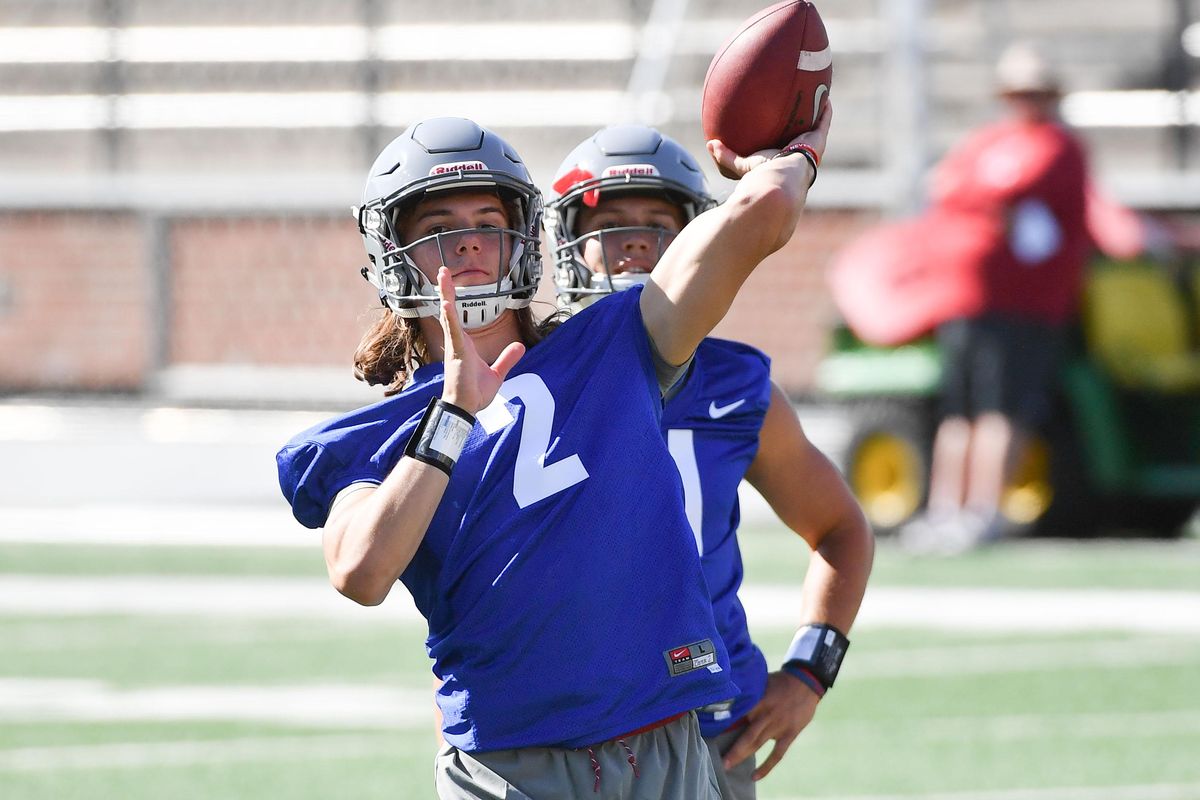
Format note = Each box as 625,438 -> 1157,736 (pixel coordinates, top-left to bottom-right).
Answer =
707,101 -> 833,181
436,266 -> 524,415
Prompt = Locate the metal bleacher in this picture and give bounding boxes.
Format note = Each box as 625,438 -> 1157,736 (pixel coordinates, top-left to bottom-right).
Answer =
1,0 -> 1197,402
0,0 -> 1195,213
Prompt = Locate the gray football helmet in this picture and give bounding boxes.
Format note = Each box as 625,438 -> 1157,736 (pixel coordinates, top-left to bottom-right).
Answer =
546,125 -> 715,307
356,117 -> 543,329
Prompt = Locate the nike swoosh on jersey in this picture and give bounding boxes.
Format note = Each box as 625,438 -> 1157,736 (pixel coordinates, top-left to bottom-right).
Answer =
708,399 -> 746,419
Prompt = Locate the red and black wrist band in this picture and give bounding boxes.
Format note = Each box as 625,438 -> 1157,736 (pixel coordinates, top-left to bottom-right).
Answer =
403,397 -> 476,476
771,142 -> 820,187
781,663 -> 827,698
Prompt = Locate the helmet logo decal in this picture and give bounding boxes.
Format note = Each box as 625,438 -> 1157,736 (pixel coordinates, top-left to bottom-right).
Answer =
429,160 -> 487,176
600,164 -> 660,179
553,166 -> 601,207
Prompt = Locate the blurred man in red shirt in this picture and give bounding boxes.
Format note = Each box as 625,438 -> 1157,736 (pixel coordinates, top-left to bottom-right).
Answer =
902,42 -> 1089,550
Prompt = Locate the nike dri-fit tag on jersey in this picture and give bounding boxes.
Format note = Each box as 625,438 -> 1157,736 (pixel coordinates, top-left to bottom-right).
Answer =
664,639 -> 717,676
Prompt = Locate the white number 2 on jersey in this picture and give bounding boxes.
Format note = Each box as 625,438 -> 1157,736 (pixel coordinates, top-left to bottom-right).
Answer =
667,429 -> 704,556
476,373 -> 590,508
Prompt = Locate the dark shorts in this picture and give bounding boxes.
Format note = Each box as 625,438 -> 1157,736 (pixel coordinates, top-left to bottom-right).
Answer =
937,315 -> 1067,428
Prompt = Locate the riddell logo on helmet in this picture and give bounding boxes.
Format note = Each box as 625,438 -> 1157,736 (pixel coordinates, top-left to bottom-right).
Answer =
429,161 -> 487,176
602,164 -> 660,179
460,299 -> 489,309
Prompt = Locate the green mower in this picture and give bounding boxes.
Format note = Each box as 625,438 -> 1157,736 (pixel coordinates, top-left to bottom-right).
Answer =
816,258 -> 1200,538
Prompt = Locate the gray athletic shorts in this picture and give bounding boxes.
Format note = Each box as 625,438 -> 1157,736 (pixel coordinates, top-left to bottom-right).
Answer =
705,724 -> 756,800
434,711 -> 721,799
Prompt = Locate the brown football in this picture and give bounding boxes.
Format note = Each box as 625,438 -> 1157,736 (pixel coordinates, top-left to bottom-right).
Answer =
701,0 -> 832,156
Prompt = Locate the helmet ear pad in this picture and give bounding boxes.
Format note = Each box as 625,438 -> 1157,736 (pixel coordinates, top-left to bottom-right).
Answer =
548,202 -> 597,305
379,258 -> 432,312
508,248 -> 542,303
494,188 -> 541,302
553,255 -> 592,303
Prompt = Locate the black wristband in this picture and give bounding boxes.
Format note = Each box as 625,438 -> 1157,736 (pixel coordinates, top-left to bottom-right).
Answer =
783,623 -> 850,691
403,397 -> 476,476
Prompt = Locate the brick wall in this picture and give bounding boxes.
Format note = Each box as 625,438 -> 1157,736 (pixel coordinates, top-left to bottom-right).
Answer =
2,208 -> 878,397
0,212 -> 149,391
170,216 -> 371,366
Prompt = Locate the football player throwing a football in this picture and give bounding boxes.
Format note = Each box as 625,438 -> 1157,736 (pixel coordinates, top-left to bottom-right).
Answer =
546,121 -> 872,800
277,111 -> 829,799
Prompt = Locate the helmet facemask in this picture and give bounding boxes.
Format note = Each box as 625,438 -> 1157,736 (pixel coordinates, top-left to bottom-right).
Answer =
358,174 -> 543,330
548,177 -> 703,310
552,209 -> 677,309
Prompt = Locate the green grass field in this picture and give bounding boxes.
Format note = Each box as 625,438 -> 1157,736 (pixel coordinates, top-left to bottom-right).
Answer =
3,525 -> 1199,799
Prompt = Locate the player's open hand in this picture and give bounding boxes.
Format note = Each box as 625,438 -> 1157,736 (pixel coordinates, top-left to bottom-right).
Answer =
721,669 -> 820,781
436,267 -> 524,414
707,101 -> 832,181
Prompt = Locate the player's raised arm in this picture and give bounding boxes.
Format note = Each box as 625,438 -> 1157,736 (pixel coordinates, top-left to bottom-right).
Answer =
640,104 -> 831,367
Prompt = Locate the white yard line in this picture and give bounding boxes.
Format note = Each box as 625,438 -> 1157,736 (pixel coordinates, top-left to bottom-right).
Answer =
0,733 -> 401,772
748,585 -> 1200,634
3,676 -> 1197,739
1,674 -> 1198,772
844,634 -> 1200,678
0,404 -> 329,445
0,506 -> 318,547
0,679 -> 429,729
3,575 -> 1200,633
3,502 -> 1196,546
0,575 -> 412,622
811,709 -> 1200,743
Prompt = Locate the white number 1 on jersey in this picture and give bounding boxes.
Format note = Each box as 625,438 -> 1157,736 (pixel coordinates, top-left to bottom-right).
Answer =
476,373 -> 590,508
667,429 -> 704,556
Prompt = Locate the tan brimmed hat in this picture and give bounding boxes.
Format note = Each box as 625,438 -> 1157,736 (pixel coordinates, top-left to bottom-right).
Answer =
996,41 -> 1061,95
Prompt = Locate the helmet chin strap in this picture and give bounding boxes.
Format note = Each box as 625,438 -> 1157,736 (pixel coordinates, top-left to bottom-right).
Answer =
455,280 -> 513,329
369,258 -> 516,329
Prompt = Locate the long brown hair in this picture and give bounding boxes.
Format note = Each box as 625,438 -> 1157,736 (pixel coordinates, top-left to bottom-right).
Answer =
353,304 -> 565,396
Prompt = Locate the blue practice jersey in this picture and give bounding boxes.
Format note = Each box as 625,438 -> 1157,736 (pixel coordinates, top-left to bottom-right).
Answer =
662,338 -> 773,737
277,288 -> 737,751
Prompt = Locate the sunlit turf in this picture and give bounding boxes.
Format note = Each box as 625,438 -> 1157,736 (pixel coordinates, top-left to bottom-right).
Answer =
6,623 -> 1198,799
0,615 -> 430,687
5,529 -> 1200,590
3,524 -> 1199,798
0,543 -> 326,577
2,729 -> 437,800
737,525 -> 1200,590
